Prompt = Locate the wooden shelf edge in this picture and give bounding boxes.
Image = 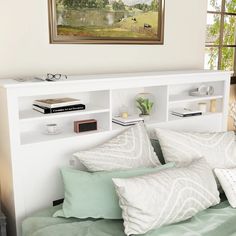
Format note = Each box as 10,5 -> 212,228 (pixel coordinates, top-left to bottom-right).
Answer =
168,112 -> 222,122
20,128 -> 111,146
169,95 -> 223,104
19,107 -> 110,122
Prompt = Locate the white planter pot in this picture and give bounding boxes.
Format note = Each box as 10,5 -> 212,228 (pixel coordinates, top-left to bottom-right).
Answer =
139,114 -> 150,122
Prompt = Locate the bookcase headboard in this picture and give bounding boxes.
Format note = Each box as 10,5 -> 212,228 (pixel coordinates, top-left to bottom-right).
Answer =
0,70 -> 231,236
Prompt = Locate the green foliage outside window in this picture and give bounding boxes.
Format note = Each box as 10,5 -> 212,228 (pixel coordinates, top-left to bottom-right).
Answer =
206,0 -> 236,71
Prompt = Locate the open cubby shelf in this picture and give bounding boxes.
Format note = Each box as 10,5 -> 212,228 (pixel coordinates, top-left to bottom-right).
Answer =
11,71 -> 229,145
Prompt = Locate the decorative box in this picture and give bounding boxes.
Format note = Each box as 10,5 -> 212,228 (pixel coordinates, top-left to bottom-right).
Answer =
74,119 -> 97,133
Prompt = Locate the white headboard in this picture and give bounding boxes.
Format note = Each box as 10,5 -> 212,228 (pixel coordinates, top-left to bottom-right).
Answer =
0,70 -> 231,236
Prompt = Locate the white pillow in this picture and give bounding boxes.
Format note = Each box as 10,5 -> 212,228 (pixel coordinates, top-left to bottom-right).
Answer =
155,128 -> 236,169
74,122 -> 160,171
113,158 -> 220,235
214,168 -> 236,208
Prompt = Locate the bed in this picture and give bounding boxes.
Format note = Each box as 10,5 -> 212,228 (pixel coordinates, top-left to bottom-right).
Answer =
23,196 -> 236,236
22,124 -> 236,236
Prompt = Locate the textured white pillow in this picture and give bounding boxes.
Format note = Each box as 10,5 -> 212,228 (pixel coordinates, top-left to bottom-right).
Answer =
215,168 -> 236,208
155,128 -> 236,169
113,158 -> 220,235
74,122 -> 160,171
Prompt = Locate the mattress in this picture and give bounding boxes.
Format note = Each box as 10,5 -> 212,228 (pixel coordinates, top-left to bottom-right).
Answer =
23,199 -> 236,236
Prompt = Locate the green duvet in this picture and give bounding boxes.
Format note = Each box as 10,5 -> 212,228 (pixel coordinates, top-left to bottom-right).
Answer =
22,200 -> 236,236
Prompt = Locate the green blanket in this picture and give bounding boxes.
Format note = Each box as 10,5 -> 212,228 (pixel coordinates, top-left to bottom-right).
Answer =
22,200 -> 236,236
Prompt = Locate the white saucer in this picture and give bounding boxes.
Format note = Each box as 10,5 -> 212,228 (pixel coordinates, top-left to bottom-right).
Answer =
43,129 -> 62,135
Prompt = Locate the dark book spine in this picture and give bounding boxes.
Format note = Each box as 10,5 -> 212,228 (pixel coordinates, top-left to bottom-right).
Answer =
182,113 -> 202,117
112,120 -> 136,126
171,112 -> 202,117
51,105 -> 86,113
33,104 -> 86,114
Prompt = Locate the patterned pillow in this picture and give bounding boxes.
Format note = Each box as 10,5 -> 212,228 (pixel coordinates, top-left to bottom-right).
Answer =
74,122 -> 161,171
155,128 -> 236,169
113,158 -> 220,235
215,168 -> 236,208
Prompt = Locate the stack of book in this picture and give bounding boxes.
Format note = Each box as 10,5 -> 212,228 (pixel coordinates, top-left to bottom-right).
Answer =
171,108 -> 202,117
33,97 -> 86,114
112,115 -> 144,126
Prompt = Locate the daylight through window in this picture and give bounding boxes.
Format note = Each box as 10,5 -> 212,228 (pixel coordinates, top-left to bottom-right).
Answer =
205,0 -> 236,75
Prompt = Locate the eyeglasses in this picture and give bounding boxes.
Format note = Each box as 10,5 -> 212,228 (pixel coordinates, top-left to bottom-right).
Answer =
46,74 -> 68,82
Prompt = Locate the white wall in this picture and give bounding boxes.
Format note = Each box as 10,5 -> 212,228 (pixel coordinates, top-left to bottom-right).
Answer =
0,0 -> 207,78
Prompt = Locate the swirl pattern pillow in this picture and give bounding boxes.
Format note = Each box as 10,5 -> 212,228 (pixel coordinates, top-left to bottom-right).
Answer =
113,158 -> 220,235
53,163 -> 174,220
74,122 -> 160,171
155,128 -> 236,169
215,168 -> 236,208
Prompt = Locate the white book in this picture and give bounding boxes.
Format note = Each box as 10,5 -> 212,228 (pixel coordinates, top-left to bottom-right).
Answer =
34,97 -> 81,108
112,115 -> 144,124
112,120 -> 139,126
171,108 -> 202,117
171,108 -> 202,115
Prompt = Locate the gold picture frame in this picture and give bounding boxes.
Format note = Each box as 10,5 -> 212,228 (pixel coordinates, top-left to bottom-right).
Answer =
48,0 -> 165,44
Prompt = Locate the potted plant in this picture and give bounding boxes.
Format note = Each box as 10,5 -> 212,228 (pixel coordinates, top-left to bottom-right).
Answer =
136,93 -> 154,121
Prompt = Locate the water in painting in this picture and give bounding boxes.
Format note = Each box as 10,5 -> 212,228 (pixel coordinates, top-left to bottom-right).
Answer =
56,0 -> 160,39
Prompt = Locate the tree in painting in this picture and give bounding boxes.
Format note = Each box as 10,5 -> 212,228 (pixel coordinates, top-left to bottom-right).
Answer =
55,0 -> 160,39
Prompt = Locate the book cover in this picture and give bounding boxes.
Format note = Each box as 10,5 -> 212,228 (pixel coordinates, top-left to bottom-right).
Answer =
34,97 -> 81,108
171,112 -> 203,117
171,108 -> 202,117
112,120 -> 138,126
112,115 -> 144,124
33,104 -> 86,114
171,108 -> 202,116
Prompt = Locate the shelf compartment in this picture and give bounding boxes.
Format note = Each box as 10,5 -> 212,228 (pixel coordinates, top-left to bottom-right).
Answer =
169,94 -> 223,104
155,112 -> 224,132
20,112 -> 111,145
112,116 -> 166,131
111,86 -> 168,124
168,81 -> 224,97
19,105 -> 110,122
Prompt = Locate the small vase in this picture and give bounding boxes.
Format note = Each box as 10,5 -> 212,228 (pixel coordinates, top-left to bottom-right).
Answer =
139,114 -> 150,122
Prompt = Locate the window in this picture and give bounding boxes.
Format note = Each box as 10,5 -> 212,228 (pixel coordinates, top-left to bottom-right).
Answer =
205,0 -> 236,83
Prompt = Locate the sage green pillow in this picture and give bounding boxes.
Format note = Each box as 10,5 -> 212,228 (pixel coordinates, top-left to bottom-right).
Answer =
54,162 -> 175,219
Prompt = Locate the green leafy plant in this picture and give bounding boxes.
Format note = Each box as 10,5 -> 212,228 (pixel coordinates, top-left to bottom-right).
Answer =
136,97 -> 154,115
206,0 -> 236,71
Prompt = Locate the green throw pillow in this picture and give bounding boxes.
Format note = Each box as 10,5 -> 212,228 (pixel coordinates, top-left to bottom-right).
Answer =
54,163 -> 175,220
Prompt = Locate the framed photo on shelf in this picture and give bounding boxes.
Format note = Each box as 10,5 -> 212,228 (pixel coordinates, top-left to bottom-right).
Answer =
48,0 -> 165,44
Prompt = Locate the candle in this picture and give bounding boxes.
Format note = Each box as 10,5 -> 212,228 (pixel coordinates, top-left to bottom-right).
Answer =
198,102 -> 207,113
210,99 -> 217,113
121,112 -> 129,119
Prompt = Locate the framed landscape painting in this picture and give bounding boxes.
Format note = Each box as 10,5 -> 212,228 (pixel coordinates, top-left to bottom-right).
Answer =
48,0 -> 165,44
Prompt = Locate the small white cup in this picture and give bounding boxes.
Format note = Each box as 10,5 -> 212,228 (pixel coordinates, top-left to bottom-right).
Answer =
198,102 -> 207,113
46,123 -> 59,134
